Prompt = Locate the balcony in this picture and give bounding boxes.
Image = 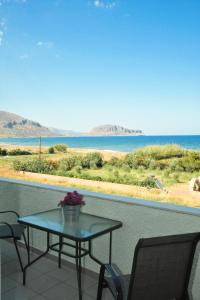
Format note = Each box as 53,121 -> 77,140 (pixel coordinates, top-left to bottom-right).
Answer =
1,177 -> 200,299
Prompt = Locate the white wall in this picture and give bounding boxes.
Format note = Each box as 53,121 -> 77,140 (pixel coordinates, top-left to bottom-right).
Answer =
1,178 -> 200,298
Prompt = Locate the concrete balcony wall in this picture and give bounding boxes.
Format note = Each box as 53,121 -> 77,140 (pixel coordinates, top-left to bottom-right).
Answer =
1,177 -> 200,298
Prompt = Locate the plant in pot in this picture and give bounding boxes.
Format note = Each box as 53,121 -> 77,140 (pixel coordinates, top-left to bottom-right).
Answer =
58,191 -> 84,222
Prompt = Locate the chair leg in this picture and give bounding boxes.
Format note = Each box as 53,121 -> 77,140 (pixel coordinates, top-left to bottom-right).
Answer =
97,265 -> 106,300
22,232 -> 30,264
23,233 -> 29,252
13,238 -> 24,272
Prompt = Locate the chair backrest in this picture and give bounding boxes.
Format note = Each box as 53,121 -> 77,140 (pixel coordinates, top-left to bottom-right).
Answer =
128,232 -> 200,300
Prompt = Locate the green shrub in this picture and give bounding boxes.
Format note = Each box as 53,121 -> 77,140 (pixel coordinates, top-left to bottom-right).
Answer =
169,154 -> 200,173
0,148 -> 8,156
163,169 -> 170,177
133,145 -> 186,160
13,159 -> 56,174
173,173 -> 180,183
81,152 -> 104,169
108,157 -> 123,167
74,165 -> 82,174
48,147 -> 55,154
54,144 -> 67,152
137,166 -> 145,173
122,164 -> 131,172
113,170 -> 119,177
8,149 -> 31,156
149,160 -> 157,170
124,153 -> 140,169
140,177 -> 157,188
58,156 -> 78,171
124,154 -> 151,169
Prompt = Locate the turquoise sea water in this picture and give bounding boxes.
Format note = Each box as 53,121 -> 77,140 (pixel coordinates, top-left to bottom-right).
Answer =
0,136 -> 200,152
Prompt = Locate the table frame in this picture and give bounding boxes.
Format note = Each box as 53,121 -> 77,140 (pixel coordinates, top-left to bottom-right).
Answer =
18,212 -> 122,300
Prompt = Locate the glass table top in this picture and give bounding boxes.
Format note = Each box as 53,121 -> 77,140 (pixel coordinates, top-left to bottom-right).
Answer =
18,209 -> 122,241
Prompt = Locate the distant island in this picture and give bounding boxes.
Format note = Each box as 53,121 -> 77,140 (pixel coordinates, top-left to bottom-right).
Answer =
0,111 -> 144,137
90,125 -> 143,136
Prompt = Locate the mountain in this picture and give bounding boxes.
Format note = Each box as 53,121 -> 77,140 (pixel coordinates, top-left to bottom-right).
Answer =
0,111 -> 55,137
0,111 -> 144,137
90,124 -> 143,136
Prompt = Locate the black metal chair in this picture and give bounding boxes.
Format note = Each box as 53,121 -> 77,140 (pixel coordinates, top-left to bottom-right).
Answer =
0,210 -> 28,271
97,232 -> 200,300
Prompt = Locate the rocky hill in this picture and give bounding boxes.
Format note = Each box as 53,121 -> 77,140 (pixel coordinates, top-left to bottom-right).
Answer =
90,125 -> 143,136
0,111 -> 54,137
0,111 -> 144,137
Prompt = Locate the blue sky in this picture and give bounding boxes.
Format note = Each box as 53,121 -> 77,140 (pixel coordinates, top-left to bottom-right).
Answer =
0,0 -> 200,135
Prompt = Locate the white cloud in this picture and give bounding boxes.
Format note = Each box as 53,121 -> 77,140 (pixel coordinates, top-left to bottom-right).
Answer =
36,41 -> 54,49
93,0 -> 116,9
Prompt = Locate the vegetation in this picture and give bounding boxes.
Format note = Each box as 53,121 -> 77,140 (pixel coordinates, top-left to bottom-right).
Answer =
54,144 -> 67,153
48,147 -> 55,154
13,159 -> 57,174
1,144 -> 200,207
10,144 -> 200,189
8,148 -> 31,156
0,148 -> 8,156
0,147 -> 32,156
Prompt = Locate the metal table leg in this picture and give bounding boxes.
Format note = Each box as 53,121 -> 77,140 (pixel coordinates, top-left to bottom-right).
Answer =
89,232 -> 113,266
23,230 -> 50,285
58,236 -> 63,268
76,241 -> 82,300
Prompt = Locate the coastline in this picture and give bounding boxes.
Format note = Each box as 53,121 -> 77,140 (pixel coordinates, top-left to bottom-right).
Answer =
0,143 -> 125,159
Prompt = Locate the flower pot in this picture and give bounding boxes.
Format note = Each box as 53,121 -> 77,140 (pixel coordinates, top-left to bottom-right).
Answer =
62,205 -> 81,223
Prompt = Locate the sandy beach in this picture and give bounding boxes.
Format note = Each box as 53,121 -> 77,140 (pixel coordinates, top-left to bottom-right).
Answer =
0,143 -> 125,160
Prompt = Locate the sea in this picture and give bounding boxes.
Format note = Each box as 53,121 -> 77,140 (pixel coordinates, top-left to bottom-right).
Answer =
0,136 -> 200,152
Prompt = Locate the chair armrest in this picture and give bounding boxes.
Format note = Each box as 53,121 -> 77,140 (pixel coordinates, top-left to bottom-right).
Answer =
0,221 -> 15,237
0,210 -> 20,218
104,264 -> 123,296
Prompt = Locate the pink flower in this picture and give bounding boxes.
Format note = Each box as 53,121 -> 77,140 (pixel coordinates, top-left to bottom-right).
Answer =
58,191 -> 84,207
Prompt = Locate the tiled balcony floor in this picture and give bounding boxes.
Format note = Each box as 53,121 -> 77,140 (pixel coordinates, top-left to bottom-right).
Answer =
0,240 -> 113,300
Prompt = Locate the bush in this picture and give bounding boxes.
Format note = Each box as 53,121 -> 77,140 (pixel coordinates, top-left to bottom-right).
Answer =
108,157 -> 123,167
74,166 -> 82,174
58,156 -> 78,172
13,159 -> 56,174
8,149 -> 31,156
122,164 -> 131,172
163,169 -> 170,177
169,154 -> 200,173
124,153 -> 151,169
140,177 -> 157,188
54,144 -> 67,152
113,170 -> 119,177
124,153 -> 140,169
48,147 -> 55,154
173,173 -> 180,183
0,148 -> 8,156
132,145 -> 186,160
81,152 -> 104,169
